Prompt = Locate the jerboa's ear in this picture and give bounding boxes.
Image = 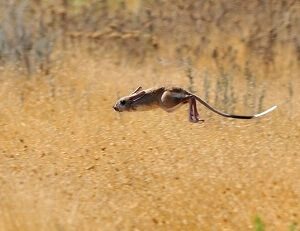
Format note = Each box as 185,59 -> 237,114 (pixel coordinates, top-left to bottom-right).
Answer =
130,86 -> 142,95
128,90 -> 146,101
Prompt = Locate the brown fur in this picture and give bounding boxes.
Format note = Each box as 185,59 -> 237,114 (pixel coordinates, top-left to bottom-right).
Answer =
113,86 -> 277,122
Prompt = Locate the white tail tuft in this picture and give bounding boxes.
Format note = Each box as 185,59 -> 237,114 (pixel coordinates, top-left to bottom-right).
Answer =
254,105 -> 277,118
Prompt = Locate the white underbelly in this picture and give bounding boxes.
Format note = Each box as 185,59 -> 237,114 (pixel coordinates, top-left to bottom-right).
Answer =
134,104 -> 160,111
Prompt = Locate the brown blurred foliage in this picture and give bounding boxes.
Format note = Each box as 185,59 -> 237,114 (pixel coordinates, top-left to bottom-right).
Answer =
0,0 -> 299,74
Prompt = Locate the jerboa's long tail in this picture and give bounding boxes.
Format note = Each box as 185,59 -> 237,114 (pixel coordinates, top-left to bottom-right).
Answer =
193,95 -> 277,119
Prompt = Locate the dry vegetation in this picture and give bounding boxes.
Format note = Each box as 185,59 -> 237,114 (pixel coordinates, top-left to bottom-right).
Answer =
0,0 -> 299,230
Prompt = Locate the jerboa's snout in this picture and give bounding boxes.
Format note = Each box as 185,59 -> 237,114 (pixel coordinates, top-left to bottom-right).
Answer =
113,105 -> 120,112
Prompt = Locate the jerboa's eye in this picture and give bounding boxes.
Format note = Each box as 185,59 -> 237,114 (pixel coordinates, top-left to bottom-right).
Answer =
120,100 -> 126,105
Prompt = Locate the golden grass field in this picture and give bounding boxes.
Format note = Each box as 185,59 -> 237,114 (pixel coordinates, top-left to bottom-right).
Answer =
0,51 -> 299,231
0,0 -> 300,230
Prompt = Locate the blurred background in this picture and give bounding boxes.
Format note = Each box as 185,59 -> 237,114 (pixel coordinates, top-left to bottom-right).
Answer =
0,0 -> 299,112
0,0 -> 299,230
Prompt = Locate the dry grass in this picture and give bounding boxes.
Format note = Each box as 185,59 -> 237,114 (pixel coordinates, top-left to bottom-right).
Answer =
0,52 -> 299,230
0,0 -> 300,230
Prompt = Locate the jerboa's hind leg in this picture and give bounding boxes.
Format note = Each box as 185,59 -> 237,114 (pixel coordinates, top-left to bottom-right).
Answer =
189,97 -> 204,123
